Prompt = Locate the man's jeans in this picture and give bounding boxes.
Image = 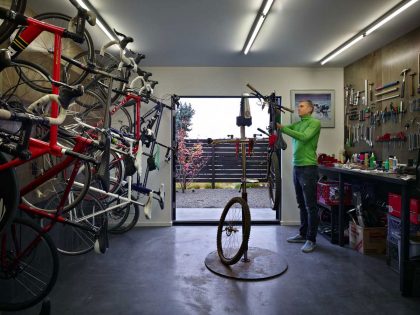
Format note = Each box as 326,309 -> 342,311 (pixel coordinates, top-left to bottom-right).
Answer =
293,165 -> 319,242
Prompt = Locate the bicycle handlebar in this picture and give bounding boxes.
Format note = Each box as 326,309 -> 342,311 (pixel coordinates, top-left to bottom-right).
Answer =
0,7 -> 28,26
257,128 -> 269,136
61,53 -> 129,83
100,40 -> 136,72
246,83 -> 294,113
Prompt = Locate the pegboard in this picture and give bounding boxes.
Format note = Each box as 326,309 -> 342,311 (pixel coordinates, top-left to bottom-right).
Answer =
344,26 -> 420,165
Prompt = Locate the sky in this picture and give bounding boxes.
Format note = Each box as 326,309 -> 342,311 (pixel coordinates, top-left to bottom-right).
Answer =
181,97 -> 288,139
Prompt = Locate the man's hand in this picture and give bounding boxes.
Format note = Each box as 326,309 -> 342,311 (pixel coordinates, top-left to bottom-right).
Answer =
276,123 -> 283,129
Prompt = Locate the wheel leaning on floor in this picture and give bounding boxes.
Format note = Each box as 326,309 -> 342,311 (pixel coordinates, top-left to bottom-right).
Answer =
216,196 -> 251,265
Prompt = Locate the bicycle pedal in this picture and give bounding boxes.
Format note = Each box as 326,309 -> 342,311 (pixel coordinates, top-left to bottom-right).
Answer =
144,192 -> 153,219
131,183 -> 150,194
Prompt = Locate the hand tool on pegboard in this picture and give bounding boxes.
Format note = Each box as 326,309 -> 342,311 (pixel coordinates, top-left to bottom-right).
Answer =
377,93 -> 400,103
409,72 -> 416,97
375,87 -> 399,97
368,82 -> 374,103
364,79 -> 369,106
418,53 -> 420,93
400,68 -> 411,98
345,84 -> 352,106
375,80 -> 399,91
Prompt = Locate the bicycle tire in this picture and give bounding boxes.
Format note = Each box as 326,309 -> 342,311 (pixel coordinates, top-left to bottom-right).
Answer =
86,149 -> 125,200
0,217 -> 59,311
0,152 -> 18,233
41,192 -> 106,255
0,59 -> 51,105
21,139 -> 92,213
268,150 -> 281,210
0,0 -> 26,45
78,101 -> 133,133
107,191 -> 140,234
216,196 -> 251,265
15,12 -> 94,92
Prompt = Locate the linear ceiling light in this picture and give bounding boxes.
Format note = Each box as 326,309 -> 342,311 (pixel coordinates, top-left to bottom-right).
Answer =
243,0 -> 274,55
75,0 -> 117,41
320,0 -> 418,65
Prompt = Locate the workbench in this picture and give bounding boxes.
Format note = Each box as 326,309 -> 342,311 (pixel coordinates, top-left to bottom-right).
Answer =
318,165 -> 418,296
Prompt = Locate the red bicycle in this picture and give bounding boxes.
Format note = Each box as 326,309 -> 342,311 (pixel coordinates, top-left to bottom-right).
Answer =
0,4 -> 111,310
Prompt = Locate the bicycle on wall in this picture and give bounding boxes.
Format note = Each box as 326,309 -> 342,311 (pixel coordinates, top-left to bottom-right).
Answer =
215,85 -> 293,265
0,4 -> 116,310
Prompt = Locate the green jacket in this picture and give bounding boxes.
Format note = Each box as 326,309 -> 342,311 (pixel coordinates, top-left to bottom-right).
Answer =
279,115 -> 321,166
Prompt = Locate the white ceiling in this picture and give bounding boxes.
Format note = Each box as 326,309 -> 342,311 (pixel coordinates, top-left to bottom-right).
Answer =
31,0 -> 420,67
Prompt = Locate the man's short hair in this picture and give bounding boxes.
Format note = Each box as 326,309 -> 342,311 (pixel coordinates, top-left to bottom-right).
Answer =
300,100 -> 314,113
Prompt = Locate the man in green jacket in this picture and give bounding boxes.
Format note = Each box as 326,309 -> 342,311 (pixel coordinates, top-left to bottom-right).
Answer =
277,100 -> 321,253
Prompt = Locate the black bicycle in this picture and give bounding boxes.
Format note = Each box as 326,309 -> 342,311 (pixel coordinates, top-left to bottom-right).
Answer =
246,84 -> 293,213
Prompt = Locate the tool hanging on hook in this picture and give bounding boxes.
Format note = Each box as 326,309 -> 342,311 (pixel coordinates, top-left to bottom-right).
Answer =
400,68 -> 411,98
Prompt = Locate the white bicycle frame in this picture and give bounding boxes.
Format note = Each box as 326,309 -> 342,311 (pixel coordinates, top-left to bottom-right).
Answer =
71,117 -> 162,222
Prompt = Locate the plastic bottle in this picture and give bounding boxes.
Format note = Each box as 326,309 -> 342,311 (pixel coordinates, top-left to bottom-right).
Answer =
369,152 -> 376,169
392,156 -> 398,171
388,156 -> 394,170
384,159 -> 389,171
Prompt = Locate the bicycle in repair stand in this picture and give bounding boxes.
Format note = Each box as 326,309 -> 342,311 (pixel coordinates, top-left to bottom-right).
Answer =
213,84 -> 293,266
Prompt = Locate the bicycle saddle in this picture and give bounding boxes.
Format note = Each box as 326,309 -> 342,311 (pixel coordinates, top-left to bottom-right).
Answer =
0,49 -> 11,72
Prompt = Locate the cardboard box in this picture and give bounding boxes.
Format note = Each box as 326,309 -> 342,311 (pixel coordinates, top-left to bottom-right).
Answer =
388,193 -> 420,225
349,221 -> 386,255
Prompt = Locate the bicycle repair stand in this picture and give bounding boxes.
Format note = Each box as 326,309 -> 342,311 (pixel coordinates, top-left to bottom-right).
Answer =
205,95 -> 288,281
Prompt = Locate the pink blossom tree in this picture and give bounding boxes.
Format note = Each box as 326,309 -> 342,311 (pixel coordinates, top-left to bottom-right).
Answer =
176,127 -> 208,193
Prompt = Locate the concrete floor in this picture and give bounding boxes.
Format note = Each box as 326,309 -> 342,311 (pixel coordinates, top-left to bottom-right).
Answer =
3,225 -> 420,315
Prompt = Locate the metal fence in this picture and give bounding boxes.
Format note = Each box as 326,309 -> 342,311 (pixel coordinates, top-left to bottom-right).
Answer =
176,138 -> 269,188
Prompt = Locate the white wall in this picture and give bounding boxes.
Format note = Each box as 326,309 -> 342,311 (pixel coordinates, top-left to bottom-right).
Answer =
143,67 -> 344,226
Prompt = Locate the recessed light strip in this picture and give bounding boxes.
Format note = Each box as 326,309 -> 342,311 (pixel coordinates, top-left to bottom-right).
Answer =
75,0 -> 117,41
320,0 -> 418,65
320,35 -> 364,65
243,0 -> 275,55
366,0 -> 418,35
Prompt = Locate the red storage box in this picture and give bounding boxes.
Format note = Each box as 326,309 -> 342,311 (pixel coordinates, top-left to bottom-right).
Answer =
388,193 -> 420,225
317,180 -> 352,206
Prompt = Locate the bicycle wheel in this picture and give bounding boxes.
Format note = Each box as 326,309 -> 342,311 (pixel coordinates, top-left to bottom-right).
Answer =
0,0 -> 26,45
65,50 -> 126,104
78,101 -> 132,133
0,59 -> 51,106
107,190 -> 140,234
41,192 -> 106,255
15,12 -> 94,92
268,150 -> 281,210
0,152 -> 18,233
0,217 -> 59,311
216,197 -> 251,265
20,140 -> 92,213
87,149 -> 125,199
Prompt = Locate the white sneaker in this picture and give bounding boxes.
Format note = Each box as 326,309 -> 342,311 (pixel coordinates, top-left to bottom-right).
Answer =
301,240 -> 317,253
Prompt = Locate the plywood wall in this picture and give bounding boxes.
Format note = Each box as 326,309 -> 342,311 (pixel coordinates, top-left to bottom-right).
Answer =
344,26 -> 420,164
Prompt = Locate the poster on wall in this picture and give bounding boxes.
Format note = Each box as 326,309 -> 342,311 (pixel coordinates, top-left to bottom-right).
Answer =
290,90 -> 335,128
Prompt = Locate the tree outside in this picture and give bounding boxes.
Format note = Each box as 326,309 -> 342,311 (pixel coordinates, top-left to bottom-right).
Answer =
175,102 -> 208,192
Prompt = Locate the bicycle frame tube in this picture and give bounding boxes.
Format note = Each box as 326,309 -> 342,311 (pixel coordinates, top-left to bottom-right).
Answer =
19,136 -> 92,197
0,138 -> 62,171
110,94 -> 142,140
2,204 -> 97,271
9,17 -> 65,149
